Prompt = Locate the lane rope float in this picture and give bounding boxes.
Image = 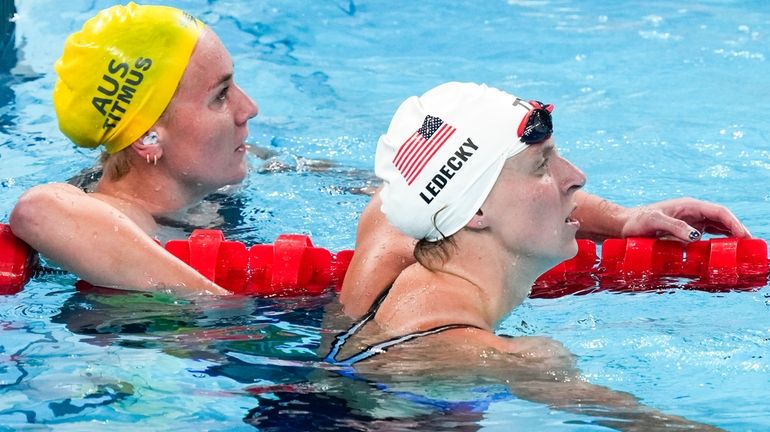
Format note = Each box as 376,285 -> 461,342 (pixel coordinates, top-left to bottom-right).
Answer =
1,223 -> 767,296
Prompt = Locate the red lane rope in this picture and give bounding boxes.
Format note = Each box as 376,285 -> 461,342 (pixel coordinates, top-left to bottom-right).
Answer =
1,224 -> 767,296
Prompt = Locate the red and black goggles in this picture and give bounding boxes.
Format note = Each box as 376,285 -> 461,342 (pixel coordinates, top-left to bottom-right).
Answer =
516,100 -> 554,144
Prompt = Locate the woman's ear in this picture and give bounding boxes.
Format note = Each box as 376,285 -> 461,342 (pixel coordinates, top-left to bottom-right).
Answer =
130,131 -> 164,165
466,209 -> 489,230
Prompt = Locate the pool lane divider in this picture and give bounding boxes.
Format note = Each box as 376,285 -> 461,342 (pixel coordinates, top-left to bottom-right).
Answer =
0,224 -> 36,294
164,229 -> 354,296
531,237 -> 768,298
0,223 -> 767,296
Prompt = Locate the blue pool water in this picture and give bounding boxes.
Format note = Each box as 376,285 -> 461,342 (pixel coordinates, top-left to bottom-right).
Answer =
1,0 -> 769,430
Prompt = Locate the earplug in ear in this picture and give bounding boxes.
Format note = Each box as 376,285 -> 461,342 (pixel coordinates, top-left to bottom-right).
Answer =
142,131 -> 159,146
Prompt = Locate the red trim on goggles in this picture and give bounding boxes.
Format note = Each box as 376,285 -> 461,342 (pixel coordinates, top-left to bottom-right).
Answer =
516,100 -> 554,144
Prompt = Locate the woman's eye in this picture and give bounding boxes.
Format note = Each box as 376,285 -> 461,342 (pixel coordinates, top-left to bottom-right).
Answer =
539,158 -> 550,170
216,86 -> 230,102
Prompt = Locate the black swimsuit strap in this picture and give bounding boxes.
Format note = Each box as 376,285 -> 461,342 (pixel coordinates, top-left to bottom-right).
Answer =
324,285 -> 483,366
324,284 -> 392,364
333,323 -> 482,366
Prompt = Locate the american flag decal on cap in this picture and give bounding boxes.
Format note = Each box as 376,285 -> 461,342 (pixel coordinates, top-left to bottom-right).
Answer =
392,115 -> 456,185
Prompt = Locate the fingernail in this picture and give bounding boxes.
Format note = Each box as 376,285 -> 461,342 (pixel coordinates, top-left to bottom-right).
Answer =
743,224 -> 752,238
689,230 -> 701,241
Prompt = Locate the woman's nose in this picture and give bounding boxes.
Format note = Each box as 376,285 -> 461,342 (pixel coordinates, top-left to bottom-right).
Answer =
234,84 -> 258,125
556,156 -> 586,193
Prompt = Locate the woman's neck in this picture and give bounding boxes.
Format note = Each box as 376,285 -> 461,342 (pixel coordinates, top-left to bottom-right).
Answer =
95,165 -> 209,217
439,231 -> 551,327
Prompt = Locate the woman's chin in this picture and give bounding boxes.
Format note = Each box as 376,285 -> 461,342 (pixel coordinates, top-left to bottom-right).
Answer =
564,239 -> 580,260
544,241 -> 580,268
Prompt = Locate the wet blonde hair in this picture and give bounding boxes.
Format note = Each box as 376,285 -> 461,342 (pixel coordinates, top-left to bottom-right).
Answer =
99,149 -> 131,181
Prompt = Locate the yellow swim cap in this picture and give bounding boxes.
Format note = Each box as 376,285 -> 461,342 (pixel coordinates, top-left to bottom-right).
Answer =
53,2 -> 203,153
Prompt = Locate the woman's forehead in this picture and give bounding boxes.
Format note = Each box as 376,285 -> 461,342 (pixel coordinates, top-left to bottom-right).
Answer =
500,138 -> 555,170
182,29 -> 233,89
520,137 -> 556,159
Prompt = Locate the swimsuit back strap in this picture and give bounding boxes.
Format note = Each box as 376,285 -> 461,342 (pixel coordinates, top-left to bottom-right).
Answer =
324,284 -> 392,363
334,323 -> 482,366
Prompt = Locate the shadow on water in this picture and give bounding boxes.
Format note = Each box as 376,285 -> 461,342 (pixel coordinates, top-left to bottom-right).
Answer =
0,0 -> 17,136
243,392 -> 484,432
44,286 -> 490,431
0,0 -> 45,154
0,0 -> 15,73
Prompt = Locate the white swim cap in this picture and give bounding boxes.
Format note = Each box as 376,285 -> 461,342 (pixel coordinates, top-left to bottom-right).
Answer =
375,82 -> 550,241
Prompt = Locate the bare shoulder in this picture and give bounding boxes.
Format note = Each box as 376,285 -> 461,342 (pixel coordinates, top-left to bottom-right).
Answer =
18,182 -> 86,199
358,326 -> 578,379
11,182 -> 86,227
456,328 -> 571,358
498,335 -> 572,359
12,182 -> 156,235
339,192 -> 416,317
437,327 -> 576,373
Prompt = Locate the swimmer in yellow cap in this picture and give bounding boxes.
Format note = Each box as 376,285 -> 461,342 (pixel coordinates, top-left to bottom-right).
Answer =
9,3 -> 257,294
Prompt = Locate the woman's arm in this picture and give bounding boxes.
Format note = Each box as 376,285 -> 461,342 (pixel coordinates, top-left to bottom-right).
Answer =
573,190 -> 750,242
449,330 -> 724,431
339,192 -> 416,318
9,183 -> 229,295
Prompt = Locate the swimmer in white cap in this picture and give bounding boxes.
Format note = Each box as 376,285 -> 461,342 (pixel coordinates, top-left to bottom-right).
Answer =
327,82 -> 738,429
340,82 -> 749,317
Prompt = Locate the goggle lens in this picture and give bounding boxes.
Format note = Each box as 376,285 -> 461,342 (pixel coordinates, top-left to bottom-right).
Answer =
517,100 -> 554,144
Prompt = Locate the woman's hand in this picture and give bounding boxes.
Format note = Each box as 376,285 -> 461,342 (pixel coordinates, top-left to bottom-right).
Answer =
619,197 -> 751,242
